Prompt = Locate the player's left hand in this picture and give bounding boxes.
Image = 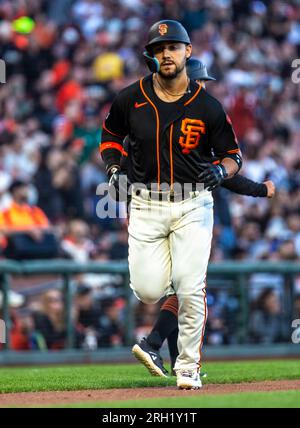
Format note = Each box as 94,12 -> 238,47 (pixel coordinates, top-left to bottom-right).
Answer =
264,180 -> 276,198
198,163 -> 228,191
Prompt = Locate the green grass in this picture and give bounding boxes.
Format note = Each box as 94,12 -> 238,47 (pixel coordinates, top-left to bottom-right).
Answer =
52,390 -> 300,408
0,364 -> 173,393
0,359 -> 299,394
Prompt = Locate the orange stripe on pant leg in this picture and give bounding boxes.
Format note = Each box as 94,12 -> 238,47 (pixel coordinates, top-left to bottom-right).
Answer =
198,282 -> 208,370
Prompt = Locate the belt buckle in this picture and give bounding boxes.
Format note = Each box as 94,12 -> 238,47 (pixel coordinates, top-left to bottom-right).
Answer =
150,191 -> 168,202
148,190 -> 177,202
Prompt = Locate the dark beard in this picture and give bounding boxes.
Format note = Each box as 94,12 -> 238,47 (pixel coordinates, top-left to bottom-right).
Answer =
158,60 -> 186,80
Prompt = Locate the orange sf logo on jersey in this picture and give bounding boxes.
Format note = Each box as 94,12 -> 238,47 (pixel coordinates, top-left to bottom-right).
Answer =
179,118 -> 206,154
158,24 -> 168,35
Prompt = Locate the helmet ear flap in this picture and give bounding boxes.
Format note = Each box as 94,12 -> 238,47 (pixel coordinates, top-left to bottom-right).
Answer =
143,51 -> 160,73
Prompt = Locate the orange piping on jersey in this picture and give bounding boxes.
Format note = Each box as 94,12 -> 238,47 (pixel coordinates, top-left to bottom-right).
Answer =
102,122 -> 125,139
100,142 -> 127,156
169,123 -> 174,191
184,82 -> 202,107
139,78 -> 161,190
227,148 -> 240,154
213,160 -> 220,165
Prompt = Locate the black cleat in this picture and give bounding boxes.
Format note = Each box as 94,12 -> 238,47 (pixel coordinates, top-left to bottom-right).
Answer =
132,338 -> 169,377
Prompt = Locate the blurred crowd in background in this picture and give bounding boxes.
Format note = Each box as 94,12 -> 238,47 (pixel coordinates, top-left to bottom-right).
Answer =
1,0 -> 300,350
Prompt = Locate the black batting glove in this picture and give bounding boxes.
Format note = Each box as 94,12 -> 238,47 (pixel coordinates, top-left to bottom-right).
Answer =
108,165 -> 121,188
198,163 -> 228,191
107,166 -> 130,202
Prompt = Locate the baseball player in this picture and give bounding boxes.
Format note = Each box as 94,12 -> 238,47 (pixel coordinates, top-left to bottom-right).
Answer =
131,58 -> 276,378
100,20 -> 242,389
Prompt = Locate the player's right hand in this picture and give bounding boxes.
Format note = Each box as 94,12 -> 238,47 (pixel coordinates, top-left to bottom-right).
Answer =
108,166 -> 130,202
108,166 -> 121,187
263,180 -> 276,198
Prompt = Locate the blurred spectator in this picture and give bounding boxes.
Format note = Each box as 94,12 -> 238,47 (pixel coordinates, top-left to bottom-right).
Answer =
205,318 -> 226,345
33,148 -> 85,222
0,0 -> 299,265
135,301 -> 161,342
0,0 -> 299,347
32,290 -> 66,350
80,148 -> 107,219
0,171 -> 12,211
293,294 -> 300,320
248,288 -> 288,344
0,180 -> 49,230
202,290 -> 239,345
75,285 -> 125,348
61,219 -> 95,262
0,180 -> 58,259
109,226 -> 128,260
0,290 -> 30,350
98,298 -> 125,347
75,284 -> 101,349
33,148 -> 66,221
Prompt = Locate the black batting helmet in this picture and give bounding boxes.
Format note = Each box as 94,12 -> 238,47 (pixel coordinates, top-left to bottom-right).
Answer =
186,58 -> 216,81
145,20 -> 191,52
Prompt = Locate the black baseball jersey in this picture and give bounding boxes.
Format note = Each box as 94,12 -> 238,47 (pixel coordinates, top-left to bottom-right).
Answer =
121,137 -> 266,197
100,74 -> 241,187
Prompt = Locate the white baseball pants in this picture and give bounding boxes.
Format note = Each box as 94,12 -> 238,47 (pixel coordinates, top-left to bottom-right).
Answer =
128,188 -> 214,371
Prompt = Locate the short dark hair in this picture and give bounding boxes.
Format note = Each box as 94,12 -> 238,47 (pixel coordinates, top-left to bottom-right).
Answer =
9,180 -> 28,195
76,284 -> 91,296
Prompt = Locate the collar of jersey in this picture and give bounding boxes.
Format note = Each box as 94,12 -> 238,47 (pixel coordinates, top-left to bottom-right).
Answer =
141,74 -> 201,106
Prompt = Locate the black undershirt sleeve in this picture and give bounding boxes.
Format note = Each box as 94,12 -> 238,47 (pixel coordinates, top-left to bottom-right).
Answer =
221,174 -> 268,197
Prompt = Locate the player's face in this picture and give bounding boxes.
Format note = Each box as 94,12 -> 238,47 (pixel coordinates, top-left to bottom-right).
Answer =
152,42 -> 192,79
